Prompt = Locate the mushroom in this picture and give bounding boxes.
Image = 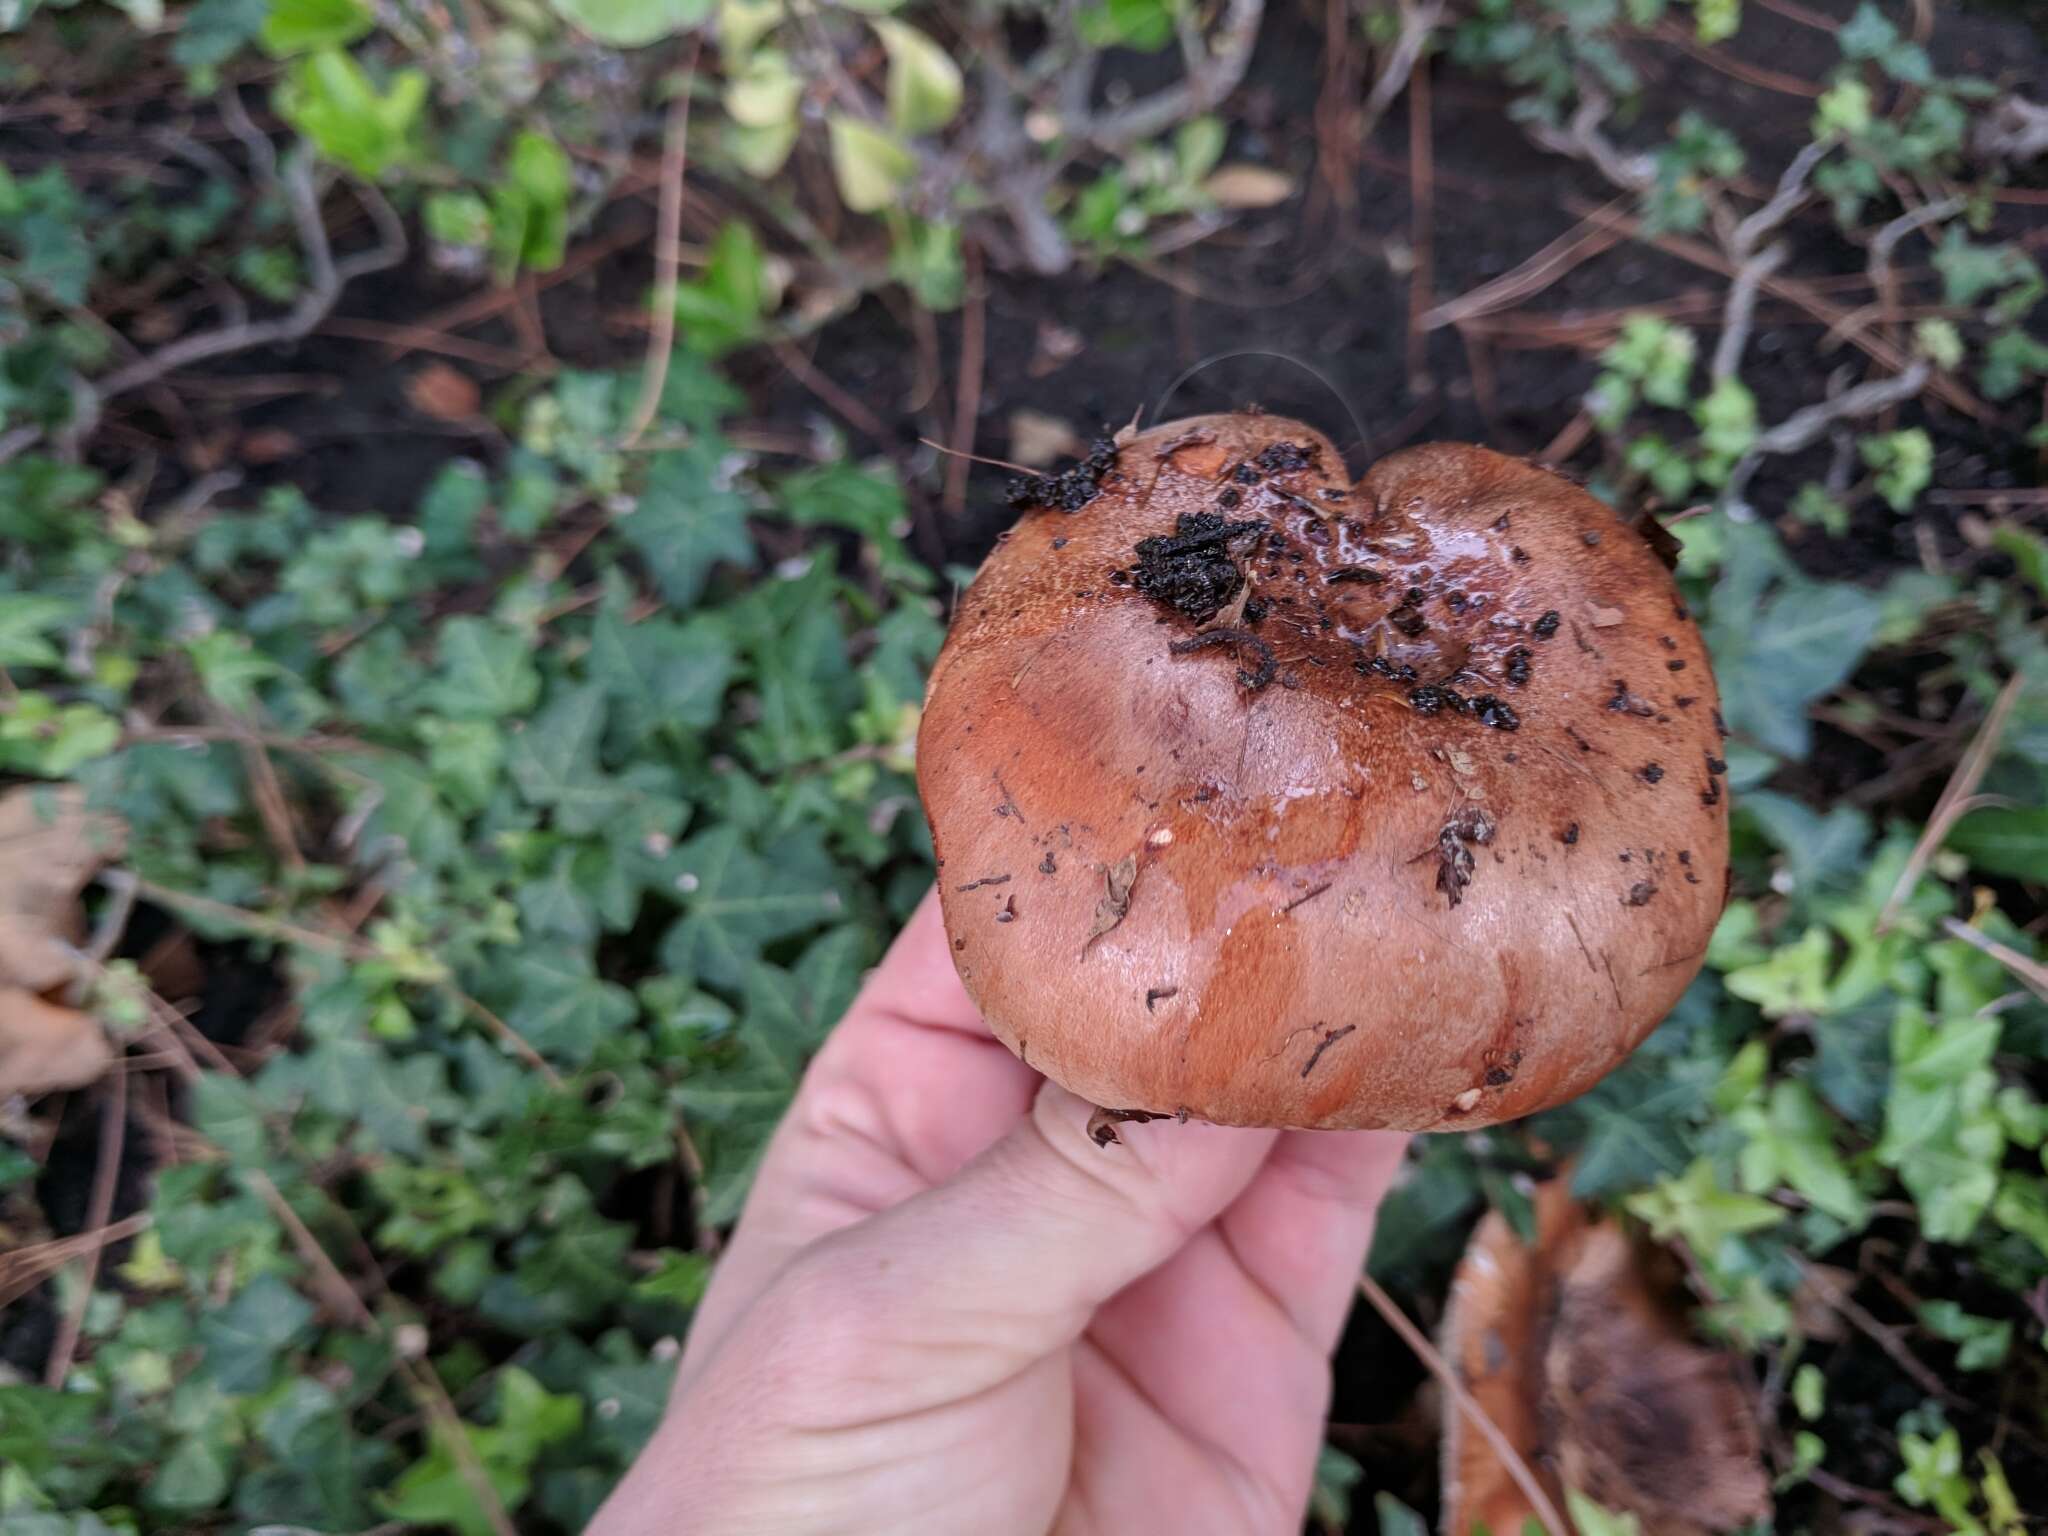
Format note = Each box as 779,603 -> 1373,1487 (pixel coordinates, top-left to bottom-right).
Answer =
916,414 -> 1729,1131
1439,1176 -> 1771,1536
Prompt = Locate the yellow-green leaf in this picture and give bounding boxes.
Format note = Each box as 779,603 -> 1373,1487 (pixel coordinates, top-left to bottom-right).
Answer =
872,18 -> 961,137
725,48 -> 801,128
828,115 -> 915,213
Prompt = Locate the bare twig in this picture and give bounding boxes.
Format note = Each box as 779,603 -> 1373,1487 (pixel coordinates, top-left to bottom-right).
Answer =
1794,1257 -> 1963,1409
0,1213 -> 151,1311
1877,672 -> 2026,933
1975,95 -> 2048,162
1356,1271 -> 1569,1536
1525,86 -> 1654,192
1361,0 -> 1445,147
1710,137 -> 1833,381
943,244 -> 987,518
1405,39 -> 1436,395
1731,135 -> 1834,255
1421,203 -> 1628,329
93,166 -> 406,402
1087,0 -> 1264,150
621,52 -> 700,450
1942,917 -> 2048,1007
1711,241 -> 1789,382
1721,360 -> 1931,512
44,1070 -> 127,1388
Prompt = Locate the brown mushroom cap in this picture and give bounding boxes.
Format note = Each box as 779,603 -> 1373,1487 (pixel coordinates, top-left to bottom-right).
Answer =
916,413 -> 1730,1131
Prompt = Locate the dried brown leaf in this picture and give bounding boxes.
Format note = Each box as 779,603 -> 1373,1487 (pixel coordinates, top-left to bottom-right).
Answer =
0,987 -> 111,1096
405,362 -> 481,421
1439,1176 -> 1771,1536
0,786 -> 125,994
1009,409 -> 1086,469
1203,164 -> 1297,209
1085,853 -> 1139,948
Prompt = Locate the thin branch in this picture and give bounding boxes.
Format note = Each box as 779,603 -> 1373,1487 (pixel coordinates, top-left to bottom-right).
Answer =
1731,135 -> 1834,255
943,244 -> 987,519
44,1070 -> 127,1387
1877,671 -> 2026,933
1360,0 -> 1445,147
1421,202 -> 1628,329
1087,0 -> 1264,151
1356,1271 -> 1569,1536
1868,195 -> 1967,277
1975,95 -> 2048,161
1711,241 -> 1789,383
1721,360 -> 1931,512
75,170 -> 405,425
621,50 -> 700,450
1942,917 -> 2048,1007
1525,86 -> 1654,192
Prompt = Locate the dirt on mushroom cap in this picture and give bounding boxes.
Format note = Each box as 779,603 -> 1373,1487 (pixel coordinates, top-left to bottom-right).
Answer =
917,413 -> 1731,1133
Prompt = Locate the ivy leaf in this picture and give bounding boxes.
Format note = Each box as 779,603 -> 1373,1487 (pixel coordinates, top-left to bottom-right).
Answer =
0,593 -> 76,669
1948,807 -> 2048,882
1736,1079 -> 1869,1226
675,926 -> 872,1219
1711,581 -> 1884,757
587,608 -> 735,742
198,1275 -> 315,1393
546,0 -> 709,47
614,445 -> 754,607
1879,1006 -> 2005,1242
828,115 -> 916,213
424,616 -> 543,719
873,18 -> 963,137
145,1435 -> 230,1512
499,947 -> 638,1066
658,826 -> 845,992
385,1368 -> 582,1536
260,0 -> 373,55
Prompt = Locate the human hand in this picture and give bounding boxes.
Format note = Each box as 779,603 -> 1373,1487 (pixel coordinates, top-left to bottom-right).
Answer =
590,888 -> 1409,1536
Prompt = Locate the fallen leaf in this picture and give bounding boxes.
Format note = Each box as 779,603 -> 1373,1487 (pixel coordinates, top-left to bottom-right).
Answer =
1202,163 -> 1296,209
1439,1175 -> 1771,1536
1027,321 -> 1085,379
1009,409 -> 1086,469
1084,853 -> 1139,948
405,362 -> 481,421
0,987 -> 111,1096
0,786 -> 126,995
238,427 -> 302,464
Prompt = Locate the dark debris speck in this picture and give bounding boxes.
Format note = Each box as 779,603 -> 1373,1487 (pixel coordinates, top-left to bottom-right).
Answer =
1007,436 -> 1119,513
1532,610 -> 1561,639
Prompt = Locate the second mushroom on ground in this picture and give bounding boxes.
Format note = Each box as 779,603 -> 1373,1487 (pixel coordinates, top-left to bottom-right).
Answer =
917,413 -> 1731,1133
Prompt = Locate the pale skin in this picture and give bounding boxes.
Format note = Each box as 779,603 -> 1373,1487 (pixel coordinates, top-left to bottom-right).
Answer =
590,889 -> 1410,1535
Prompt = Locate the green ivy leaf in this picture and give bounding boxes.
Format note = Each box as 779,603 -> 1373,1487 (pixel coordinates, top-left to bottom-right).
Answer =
657,825 -> 844,992
276,50 -> 428,180
1948,807 -> 2048,882
424,616 -> 543,720
260,0 -> 374,56
198,1275 -> 316,1393
614,444 -> 756,606
827,115 -> 916,214
873,18 -> 963,137
546,0 -> 711,46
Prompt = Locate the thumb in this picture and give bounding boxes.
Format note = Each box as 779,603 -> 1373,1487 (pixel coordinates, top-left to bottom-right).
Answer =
764,1081 -> 1280,1396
